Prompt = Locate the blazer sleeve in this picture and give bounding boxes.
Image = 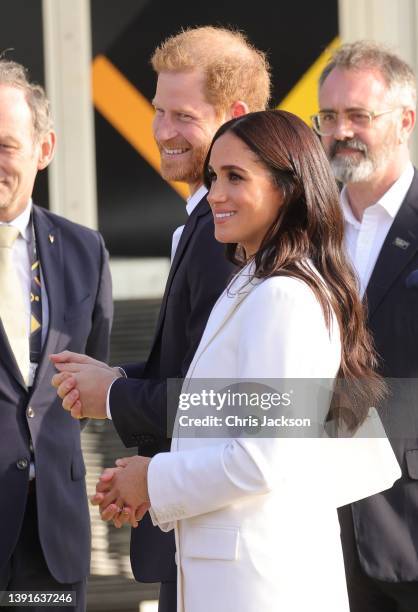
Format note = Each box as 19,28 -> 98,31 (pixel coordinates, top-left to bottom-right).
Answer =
84,233 -> 113,363
109,216 -> 233,447
148,278 -> 400,525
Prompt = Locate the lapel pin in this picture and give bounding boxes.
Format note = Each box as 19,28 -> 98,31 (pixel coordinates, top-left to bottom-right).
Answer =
48,234 -> 54,244
393,237 -> 410,250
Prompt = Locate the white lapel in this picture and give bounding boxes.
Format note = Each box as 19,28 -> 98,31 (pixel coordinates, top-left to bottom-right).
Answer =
186,261 -> 263,379
171,262 -> 263,451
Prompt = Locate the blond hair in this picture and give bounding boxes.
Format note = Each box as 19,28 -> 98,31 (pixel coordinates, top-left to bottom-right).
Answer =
0,59 -> 52,139
151,26 -> 271,113
319,40 -> 416,109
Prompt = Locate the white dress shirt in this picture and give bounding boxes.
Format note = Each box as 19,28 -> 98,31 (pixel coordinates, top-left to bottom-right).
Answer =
170,185 -> 208,262
106,185 -> 209,420
0,200 -> 49,478
0,200 -> 49,364
341,162 -> 414,297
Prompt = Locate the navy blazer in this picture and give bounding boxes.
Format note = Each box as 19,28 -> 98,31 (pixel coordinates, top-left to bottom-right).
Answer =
109,196 -> 234,583
0,205 -> 113,584
341,168 -> 418,581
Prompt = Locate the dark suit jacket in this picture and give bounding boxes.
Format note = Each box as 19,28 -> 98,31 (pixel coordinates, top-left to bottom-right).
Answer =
343,168 -> 418,582
109,196 -> 234,583
0,205 -> 113,584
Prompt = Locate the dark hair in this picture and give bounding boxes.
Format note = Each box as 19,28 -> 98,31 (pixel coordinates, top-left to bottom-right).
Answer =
203,109 -> 385,430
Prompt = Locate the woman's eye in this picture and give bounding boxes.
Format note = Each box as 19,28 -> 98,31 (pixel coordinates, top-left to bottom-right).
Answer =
229,172 -> 242,183
207,172 -> 217,183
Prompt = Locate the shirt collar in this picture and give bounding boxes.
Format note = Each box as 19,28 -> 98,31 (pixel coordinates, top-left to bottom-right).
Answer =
0,199 -> 32,241
340,162 -> 414,228
186,185 -> 208,216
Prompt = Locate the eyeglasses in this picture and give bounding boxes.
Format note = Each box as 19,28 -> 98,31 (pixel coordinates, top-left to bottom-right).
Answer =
311,108 -> 399,136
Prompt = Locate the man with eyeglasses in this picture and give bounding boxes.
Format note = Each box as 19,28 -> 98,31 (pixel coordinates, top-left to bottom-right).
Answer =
315,40 -> 418,612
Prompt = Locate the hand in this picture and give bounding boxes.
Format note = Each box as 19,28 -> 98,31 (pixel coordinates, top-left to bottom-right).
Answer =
92,482 -> 150,528
50,351 -> 121,419
91,457 -> 151,527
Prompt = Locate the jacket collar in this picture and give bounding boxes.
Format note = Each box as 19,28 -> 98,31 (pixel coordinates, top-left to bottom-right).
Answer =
365,168 -> 418,318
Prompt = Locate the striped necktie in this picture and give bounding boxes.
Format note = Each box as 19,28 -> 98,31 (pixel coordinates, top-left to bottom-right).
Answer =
0,225 -> 30,385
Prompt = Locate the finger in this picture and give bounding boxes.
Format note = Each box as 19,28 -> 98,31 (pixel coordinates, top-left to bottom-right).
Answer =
90,492 -> 105,506
70,401 -> 83,419
124,507 -> 139,529
54,363 -> 82,374
100,503 -> 120,522
95,476 -> 115,495
99,468 -> 118,484
51,371 -> 73,389
50,351 -> 91,365
62,388 -> 80,410
113,510 -> 132,529
115,457 -> 130,467
99,488 -> 120,510
57,378 -> 77,400
135,502 -> 150,522
95,482 -> 113,496
112,499 -> 127,528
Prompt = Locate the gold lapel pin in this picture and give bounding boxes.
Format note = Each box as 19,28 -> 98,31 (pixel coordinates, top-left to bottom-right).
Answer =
48,234 -> 55,244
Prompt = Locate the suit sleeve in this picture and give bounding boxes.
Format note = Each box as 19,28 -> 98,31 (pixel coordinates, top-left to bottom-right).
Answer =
84,233 -> 113,363
109,217 -> 233,449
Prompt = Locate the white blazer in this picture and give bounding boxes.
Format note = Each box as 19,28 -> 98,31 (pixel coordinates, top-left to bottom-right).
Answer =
148,263 -> 401,612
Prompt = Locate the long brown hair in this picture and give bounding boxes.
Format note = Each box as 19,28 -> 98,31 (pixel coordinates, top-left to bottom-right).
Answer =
203,110 -> 385,430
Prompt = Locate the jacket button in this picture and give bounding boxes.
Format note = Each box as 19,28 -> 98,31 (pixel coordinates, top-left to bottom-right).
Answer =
27,407 -> 35,418
16,458 -> 28,470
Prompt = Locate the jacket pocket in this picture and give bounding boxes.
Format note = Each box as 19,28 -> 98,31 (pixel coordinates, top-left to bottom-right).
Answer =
183,525 -> 240,561
405,449 -> 418,479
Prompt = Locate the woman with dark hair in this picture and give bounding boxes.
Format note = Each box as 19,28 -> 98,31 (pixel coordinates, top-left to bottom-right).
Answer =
97,111 -> 400,611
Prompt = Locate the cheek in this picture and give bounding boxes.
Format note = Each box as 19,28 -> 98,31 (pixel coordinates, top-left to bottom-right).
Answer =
321,136 -> 333,154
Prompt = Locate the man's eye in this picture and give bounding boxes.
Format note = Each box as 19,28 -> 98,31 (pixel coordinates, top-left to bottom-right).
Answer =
321,113 -> 336,123
349,112 -> 370,123
178,113 -> 193,121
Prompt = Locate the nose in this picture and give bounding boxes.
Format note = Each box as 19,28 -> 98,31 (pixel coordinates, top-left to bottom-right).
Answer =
153,113 -> 178,141
207,179 -> 227,207
333,114 -> 355,140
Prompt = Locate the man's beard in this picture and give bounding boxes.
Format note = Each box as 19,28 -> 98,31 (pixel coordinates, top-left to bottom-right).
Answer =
328,137 -> 392,184
159,141 -> 209,185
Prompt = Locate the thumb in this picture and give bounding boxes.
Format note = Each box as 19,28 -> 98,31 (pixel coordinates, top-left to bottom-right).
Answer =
115,457 -> 130,468
50,351 -> 91,365
100,468 -> 117,482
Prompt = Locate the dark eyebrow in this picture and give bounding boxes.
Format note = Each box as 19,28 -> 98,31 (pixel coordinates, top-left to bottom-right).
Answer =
220,164 -> 248,174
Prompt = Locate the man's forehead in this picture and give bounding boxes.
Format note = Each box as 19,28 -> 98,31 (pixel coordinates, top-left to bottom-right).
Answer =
154,69 -> 211,102
319,67 -> 389,105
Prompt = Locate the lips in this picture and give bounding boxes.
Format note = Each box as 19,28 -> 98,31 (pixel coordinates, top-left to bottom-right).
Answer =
331,139 -> 367,158
213,211 -> 237,223
162,147 -> 190,156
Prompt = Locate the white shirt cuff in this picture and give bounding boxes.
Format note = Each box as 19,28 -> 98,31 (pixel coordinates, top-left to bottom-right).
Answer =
106,367 -> 127,420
